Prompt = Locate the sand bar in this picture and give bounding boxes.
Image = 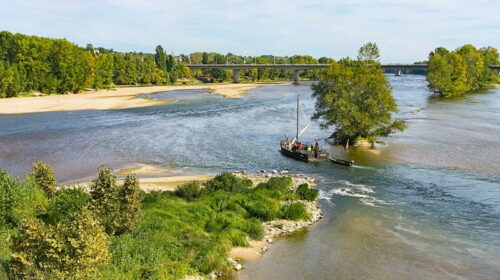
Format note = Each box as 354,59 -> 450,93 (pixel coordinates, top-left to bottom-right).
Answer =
0,82 -> 288,115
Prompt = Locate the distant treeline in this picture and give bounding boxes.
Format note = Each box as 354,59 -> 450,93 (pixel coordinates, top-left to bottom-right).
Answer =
187,52 -> 333,83
0,31 -> 189,97
426,45 -> 499,97
0,30 -> 334,98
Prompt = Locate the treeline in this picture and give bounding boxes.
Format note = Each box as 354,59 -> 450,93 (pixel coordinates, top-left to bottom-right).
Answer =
0,31 -> 189,97
0,164 -> 317,279
0,30 -> 334,98
187,52 -> 333,82
426,45 -> 499,97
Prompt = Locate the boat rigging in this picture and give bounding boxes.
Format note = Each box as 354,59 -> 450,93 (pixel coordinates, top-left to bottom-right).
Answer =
280,94 -> 353,166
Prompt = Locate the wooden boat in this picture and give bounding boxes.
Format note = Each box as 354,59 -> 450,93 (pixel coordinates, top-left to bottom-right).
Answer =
280,94 -> 351,166
329,157 -> 354,166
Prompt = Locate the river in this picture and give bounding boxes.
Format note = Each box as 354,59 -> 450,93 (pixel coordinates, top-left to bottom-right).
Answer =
0,76 -> 499,279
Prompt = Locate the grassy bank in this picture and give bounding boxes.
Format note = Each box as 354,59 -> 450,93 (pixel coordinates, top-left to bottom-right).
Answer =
0,165 -> 319,279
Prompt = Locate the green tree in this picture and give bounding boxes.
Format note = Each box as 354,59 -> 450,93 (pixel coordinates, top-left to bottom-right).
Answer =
154,45 -> 168,72
0,170 -> 47,228
93,53 -> 114,88
456,44 -> 485,90
28,162 -> 57,198
88,166 -> 141,235
202,52 -> 209,64
312,44 -> 406,145
115,173 -> 142,235
357,42 -> 380,62
479,46 -> 499,83
427,47 -> 468,96
88,166 -> 120,235
9,210 -> 110,279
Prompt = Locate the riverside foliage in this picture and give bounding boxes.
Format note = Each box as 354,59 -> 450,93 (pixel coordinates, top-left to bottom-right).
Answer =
0,30 -> 334,98
312,43 -> 407,145
0,31 -> 188,98
426,45 -> 499,96
0,165 -> 314,279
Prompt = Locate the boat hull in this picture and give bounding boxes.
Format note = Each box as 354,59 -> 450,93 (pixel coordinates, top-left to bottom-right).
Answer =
280,147 -> 309,162
329,157 -> 354,166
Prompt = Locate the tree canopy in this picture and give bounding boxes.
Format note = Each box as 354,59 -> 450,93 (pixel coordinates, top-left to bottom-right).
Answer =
426,44 -> 499,97
0,31 -> 186,97
312,43 -> 406,145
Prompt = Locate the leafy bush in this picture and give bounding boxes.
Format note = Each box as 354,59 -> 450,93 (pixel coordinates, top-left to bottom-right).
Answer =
280,203 -> 310,221
28,161 -> 57,197
43,187 -> 89,224
241,218 -> 264,240
89,166 -> 142,236
205,172 -> 252,194
9,210 -> 110,279
240,199 -> 279,221
0,170 -> 46,228
115,173 -> 142,235
175,181 -> 203,202
262,177 -> 293,192
296,183 -> 319,201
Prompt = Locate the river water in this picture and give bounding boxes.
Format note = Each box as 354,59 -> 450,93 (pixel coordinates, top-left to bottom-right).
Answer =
0,76 -> 499,279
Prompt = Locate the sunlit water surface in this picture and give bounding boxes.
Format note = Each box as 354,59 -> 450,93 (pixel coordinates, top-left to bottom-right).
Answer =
0,76 -> 499,279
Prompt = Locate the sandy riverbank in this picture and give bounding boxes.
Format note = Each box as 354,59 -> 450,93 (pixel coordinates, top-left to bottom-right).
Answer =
0,82 -> 289,115
73,163 -> 213,192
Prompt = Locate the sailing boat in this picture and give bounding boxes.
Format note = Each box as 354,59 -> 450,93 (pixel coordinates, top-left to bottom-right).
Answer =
279,94 -> 353,166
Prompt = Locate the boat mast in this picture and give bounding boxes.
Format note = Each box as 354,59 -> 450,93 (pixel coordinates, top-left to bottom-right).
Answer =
296,94 -> 299,143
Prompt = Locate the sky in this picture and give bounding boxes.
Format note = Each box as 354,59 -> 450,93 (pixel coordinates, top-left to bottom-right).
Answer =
0,0 -> 499,63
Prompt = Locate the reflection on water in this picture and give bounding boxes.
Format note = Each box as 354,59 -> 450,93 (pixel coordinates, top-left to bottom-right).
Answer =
0,76 -> 499,279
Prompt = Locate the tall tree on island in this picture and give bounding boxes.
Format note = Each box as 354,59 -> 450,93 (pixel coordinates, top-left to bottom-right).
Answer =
311,42 -> 407,146
426,47 -> 468,96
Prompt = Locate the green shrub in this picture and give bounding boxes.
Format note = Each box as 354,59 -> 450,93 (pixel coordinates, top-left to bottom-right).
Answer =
263,177 -> 293,192
9,210 -> 110,279
296,183 -> 319,201
115,173 -> 142,235
88,166 -> 143,236
241,200 -> 279,221
44,187 -> 89,224
280,203 -> 310,221
175,181 -> 203,202
242,218 -> 264,240
252,187 -> 284,200
205,173 -> 252,194
0,170 -> 46,228
28,161 -> 57,198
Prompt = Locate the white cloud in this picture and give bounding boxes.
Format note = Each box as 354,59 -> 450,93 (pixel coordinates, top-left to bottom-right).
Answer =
0,0 -> 498,62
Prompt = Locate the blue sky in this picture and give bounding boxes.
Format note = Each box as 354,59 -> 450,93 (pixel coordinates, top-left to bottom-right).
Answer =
0,0 -> 498,62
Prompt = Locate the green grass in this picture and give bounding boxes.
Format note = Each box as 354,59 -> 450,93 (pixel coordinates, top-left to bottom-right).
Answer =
1,169 -> 314,280
280,203 -> 310,221
97,173 -> 310,279
296,183 -> 319,201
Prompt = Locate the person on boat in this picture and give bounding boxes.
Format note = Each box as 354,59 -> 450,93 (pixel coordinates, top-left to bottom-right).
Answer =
307,145 -> 312,153
314,141 -> 319,158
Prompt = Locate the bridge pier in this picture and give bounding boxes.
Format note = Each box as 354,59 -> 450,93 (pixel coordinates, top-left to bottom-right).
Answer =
232,69 -> 240,83
293,69 -> 300,85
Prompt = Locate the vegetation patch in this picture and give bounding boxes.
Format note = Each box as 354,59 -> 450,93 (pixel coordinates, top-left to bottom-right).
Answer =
296,183 -> 319,201
280,203 -> 310,221
0,168 -> 315,279
426,45 -> 499,97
